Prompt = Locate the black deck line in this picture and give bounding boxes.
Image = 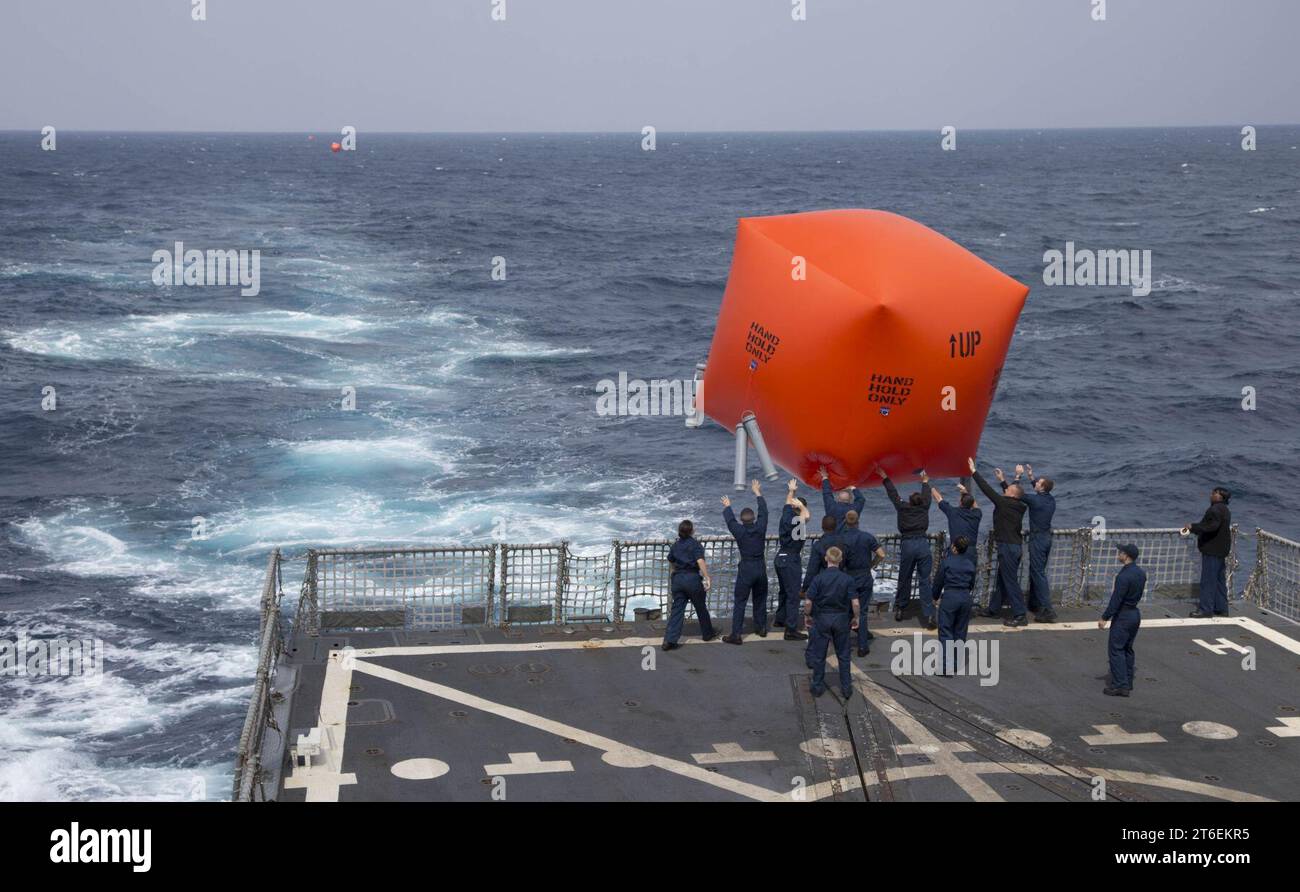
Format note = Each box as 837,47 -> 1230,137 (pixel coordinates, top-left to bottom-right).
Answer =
271,599 -> 1300,802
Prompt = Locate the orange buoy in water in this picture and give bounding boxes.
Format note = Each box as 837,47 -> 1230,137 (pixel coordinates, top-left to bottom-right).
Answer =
696,209 -> 1028,490
330,142 -> 342,153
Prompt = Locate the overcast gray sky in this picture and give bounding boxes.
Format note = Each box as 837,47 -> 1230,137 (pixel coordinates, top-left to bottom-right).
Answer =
1,0 -> 1296,132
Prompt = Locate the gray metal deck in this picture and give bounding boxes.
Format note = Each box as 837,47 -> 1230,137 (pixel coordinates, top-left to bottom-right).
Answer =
264,598 -> 1300,802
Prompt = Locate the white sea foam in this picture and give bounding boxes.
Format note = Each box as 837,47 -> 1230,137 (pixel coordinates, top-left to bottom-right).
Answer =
5,310 -> 376,363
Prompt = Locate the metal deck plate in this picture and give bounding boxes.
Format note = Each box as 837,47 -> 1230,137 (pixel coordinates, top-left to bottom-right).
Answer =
274,601 -> 1300,802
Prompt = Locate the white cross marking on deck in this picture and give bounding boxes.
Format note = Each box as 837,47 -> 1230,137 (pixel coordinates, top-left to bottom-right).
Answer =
483,752 -> 574,776
1266,718 -> 1300,738
1080,724 -> 1167,746
691,743 -> 778,765
1193,637 -> 1252,656
845,661 -> 1005,802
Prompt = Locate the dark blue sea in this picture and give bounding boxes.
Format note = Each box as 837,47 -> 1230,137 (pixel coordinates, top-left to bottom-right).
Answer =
1,129 -> 1298,800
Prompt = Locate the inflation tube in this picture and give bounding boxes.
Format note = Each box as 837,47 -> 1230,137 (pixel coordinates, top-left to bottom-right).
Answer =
685,361 -> 706,429
733,423 -> 748,491
741,412 -> 779,481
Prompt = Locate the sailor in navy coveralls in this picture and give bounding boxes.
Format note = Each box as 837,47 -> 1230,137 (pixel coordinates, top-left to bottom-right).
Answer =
802,546 -> 859,699
1099,543 -> 1147,697
721,479 -> 769,644
773,478 -> 810,641
662,519 -> 717,650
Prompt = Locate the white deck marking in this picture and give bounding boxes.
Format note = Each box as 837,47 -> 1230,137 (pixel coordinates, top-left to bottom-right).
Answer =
283,651 -> 357,801
996,729 -> 1052,749
799,738 -> 854,760
846,661 -> 1005,802
351,658 -> 786,802
1193,637 -> 1252,656
1181,721 -> 1238,740
483,752 -> 574,776
391,758 -> 450,780
1266,717 -> 1300,738
1081,724 -> 1167,746
347,615 -> 1298,657
691,742 -> 778,765
319,615 -> 1296,803
804,761 -> 1273,803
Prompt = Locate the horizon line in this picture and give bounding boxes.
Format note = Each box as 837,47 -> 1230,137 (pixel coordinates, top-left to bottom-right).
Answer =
3,122 -> 1299,137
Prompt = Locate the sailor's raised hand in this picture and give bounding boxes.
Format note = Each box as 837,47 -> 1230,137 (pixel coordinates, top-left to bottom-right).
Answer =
751,479 -> 762,496
788,478 -> 798,492
994,467 -> 1005,482
957,483 -> 969,494
967,457 -> 977,473
818,466 -> 829,481
721,495 -> 731,508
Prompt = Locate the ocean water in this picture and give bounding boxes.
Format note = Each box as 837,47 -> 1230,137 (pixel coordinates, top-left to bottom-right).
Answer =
1,129 -> 1298,801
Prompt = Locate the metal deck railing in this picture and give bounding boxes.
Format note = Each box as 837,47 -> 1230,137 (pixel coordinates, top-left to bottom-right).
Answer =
233,523 -> 1298,800
231,549 -> 285,802
1245,529 -> 1300,622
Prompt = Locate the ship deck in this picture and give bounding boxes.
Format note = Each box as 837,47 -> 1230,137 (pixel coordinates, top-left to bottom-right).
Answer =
266,598 -> 1300,802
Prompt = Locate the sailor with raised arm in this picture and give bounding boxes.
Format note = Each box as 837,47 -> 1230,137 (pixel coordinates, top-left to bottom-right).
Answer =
879,467 -> 935,629
932,482 -> 982,567
970,457 -> 1030,627
1005,463 -> 1059,623
662,519 -> 717,651
820,466 -> 865,531
1099,543 -> 1146,696
774,478 -> 810,641
838,509 -> 886,656
721,479 -> 769,645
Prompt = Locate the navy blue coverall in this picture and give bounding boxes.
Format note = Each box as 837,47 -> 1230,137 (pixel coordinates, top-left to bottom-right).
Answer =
1190,501 -> 1232,615
821,479 -> 865,531
883,477 -> 934,619
1102,562 -> 1147,690
932,554 -> 976,673
800,529 -> 844,666
974,470 -> 1028,618
805,566 -> 857,697
773,504 -> 807,629
838,526 -> 880,652
1007,480 -> 1056,614
664,536 -> 714,645
937,500 -> 982,564
724,496 -> 768,637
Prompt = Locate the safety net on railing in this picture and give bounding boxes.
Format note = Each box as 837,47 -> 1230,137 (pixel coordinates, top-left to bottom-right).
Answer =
1245,529 -> 1300,623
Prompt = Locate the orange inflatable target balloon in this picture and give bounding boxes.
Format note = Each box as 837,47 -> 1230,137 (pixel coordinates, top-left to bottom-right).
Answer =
696,209 -> 1028,490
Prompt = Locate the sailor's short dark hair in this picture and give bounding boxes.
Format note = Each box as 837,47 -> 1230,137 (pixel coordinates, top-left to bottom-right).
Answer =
1213,486 -> 1232,503
821,514 -> 837,533
960,493 -> 975,508
740,507 -> 755,522
1038,477 -> 1054,492
953,536 -> 970,554
678,519 -> 693,539
796,496 -> 808,508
